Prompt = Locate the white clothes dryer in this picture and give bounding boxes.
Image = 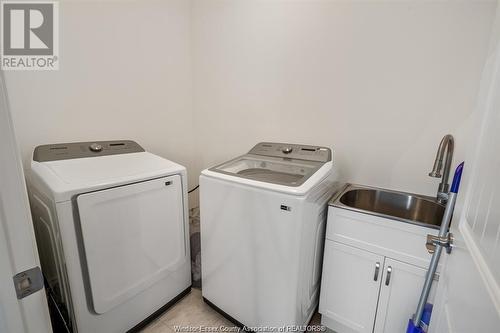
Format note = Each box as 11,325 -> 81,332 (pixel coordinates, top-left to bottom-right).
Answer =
28,140 -> 191,333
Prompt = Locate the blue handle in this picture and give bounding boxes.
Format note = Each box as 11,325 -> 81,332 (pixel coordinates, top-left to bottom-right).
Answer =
450,162 -> 464,193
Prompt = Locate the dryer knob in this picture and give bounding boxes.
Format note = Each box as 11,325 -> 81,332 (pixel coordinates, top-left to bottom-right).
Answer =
282,147 -> 293,154
89,143 -> 103,152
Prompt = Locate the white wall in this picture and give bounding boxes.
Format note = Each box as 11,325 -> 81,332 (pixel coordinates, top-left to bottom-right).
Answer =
192,0 -> 497,197
4,0 -> 497,203
5,0 -> 197,190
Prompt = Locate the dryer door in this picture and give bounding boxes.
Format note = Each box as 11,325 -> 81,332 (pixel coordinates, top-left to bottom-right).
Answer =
76,175 -> 186,314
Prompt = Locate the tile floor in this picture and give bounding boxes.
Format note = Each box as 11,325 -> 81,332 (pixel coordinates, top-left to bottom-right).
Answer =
141,288 -> 323,333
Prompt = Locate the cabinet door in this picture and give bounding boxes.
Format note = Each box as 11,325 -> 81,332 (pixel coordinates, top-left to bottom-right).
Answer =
319,241 -> 384,333
374,258 -> 437,333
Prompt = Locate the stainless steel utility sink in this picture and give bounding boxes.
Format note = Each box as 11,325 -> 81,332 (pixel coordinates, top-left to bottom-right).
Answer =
331,185 -> 446,229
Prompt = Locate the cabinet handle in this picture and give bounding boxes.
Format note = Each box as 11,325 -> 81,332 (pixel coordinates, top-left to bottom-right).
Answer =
385,266 -> 392,286
373,262 -> 380,281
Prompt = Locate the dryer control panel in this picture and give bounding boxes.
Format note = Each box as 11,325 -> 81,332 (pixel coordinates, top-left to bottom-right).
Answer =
248,142 -> 332,162
33,140 -> 145,162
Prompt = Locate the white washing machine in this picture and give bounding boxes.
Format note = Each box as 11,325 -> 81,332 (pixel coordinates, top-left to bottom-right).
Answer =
200,142 -> 342,328
28,140 -> 191,333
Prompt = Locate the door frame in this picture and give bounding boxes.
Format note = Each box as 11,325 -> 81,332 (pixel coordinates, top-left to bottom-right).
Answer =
429,6 -> 500,332
0,71 -> 52,333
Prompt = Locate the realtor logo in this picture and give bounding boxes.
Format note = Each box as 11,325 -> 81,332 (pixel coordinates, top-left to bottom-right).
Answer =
1,1 -> 59,70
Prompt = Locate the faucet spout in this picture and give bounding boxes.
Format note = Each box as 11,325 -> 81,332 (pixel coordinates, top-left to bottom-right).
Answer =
429,134 -> 454,204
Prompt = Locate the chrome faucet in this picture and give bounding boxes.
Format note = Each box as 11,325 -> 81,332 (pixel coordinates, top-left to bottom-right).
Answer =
429,134 -> 454,204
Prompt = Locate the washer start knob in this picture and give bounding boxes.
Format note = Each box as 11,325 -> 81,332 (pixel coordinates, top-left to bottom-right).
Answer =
282,147 -> 293,154
89,143 -> 103,152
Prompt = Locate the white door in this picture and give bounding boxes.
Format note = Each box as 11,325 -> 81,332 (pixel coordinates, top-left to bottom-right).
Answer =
319,241 -> 384,333
0,73 -> 52,333
374,259 -> 437,333
428,10 -> 500,333
76,175 -> 186,314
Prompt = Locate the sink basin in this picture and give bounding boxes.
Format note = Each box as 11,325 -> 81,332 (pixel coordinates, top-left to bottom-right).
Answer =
332,185 -> 445,229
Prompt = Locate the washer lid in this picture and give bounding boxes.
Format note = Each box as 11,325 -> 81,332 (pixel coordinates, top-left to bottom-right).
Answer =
208,142 -> 332,187
211,154 -> 323,187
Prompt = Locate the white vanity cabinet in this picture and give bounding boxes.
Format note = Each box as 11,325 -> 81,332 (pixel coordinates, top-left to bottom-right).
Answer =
320,241 -> 383,333
373,258 -> 436,333
319,206 -> 439,333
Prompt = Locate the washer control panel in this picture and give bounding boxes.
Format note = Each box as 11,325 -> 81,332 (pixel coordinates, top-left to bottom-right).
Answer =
33,140 -> 145,162
248,142 -> 332,162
